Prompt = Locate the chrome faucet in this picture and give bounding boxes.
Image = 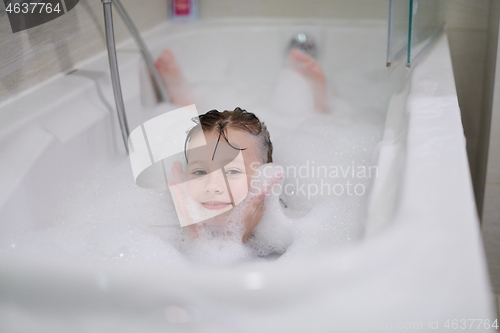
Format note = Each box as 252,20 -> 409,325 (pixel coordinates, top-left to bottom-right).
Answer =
289,32 -> 317,58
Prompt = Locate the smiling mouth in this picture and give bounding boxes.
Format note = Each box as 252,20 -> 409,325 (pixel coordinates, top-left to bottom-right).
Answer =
201,201 -> 232,210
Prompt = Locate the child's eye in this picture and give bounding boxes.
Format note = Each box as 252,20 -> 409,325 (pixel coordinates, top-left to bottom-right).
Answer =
226,169 -> 241,175
192,169 -> 207,176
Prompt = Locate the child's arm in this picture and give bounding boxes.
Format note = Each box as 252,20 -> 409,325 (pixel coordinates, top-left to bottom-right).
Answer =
241,192 -> 265,243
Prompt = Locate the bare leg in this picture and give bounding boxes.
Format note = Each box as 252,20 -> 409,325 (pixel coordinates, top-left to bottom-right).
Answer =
155,50 -> 194,106
288,49 -> 328,113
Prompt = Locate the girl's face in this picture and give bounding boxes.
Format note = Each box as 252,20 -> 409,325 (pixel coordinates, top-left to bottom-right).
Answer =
185,128 -> 262,215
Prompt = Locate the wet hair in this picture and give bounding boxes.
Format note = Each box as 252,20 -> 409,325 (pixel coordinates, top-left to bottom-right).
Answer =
184,107 -> 273,164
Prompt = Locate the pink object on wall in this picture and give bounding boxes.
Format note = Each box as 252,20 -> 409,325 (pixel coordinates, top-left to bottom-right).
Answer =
171,0 -> 198,20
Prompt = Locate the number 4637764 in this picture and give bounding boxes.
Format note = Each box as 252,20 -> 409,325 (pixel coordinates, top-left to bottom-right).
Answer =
6,2 -> 62,14
443,319 -> 498,330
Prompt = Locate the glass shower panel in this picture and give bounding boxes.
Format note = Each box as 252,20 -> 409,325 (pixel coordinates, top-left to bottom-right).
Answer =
387,0 -> 410,67
408,0 -> 445,67
387,0 -> 445,68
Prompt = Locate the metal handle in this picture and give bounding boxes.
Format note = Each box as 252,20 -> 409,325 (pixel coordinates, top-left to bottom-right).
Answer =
102,0 -> 130,153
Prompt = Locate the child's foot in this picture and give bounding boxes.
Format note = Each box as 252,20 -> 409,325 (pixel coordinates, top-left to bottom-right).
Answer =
155,50 -> 193,106
288,49 -> 328,113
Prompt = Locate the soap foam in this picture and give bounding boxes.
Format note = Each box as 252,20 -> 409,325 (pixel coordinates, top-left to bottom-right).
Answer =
175,164 -> 290,265
1,64 -> 386,267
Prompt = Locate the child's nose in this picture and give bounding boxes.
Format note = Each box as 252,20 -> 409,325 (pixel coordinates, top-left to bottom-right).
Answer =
204,170 -> 226,194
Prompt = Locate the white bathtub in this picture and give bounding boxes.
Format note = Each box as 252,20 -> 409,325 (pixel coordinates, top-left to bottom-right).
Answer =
0,19 -> 496,332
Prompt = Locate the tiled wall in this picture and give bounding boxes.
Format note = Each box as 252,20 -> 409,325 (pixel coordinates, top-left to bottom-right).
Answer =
0,0 -> 168,104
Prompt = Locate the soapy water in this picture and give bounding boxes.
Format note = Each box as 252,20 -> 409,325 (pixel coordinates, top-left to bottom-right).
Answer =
0,66 -> 387,267
173,164 -> 290,265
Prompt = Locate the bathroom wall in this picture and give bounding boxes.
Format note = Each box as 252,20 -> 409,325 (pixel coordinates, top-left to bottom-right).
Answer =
199,0 -> 388,20
444,0 -> 500,296
481,0 -> 500,294
444,0 -> 495,214
0,0 -> 168,104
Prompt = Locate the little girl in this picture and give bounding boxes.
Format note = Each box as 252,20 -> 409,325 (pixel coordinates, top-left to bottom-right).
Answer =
157,49 -> 327,243
168,107 -> 281,243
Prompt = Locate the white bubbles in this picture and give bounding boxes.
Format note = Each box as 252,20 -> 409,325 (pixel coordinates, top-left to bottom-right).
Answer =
1,159 -> 188,268
258,78 -> 384,258
175,221 -> 252,266
2,62 -> 385,268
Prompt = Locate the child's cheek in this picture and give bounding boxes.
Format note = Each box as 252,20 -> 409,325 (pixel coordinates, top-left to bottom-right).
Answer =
228,177 -> 249,206
187,178 -> 203,201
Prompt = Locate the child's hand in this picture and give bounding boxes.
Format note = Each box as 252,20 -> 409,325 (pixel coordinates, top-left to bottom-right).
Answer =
241,171 -> 283,242
241,191 -> 265,243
